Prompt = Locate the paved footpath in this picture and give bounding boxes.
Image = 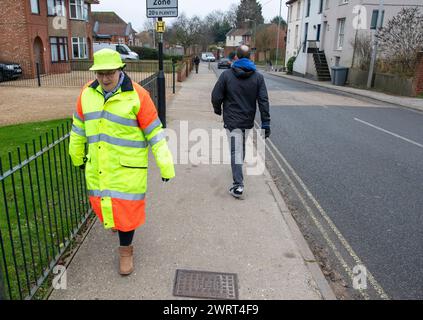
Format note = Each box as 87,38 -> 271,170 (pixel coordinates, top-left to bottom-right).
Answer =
49,63 -> 334,300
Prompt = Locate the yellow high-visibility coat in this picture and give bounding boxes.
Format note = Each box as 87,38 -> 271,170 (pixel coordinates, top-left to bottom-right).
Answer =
69,73 -> 175,231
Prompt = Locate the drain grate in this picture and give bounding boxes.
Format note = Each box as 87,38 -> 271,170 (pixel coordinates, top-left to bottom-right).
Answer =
173,269 -> 239,300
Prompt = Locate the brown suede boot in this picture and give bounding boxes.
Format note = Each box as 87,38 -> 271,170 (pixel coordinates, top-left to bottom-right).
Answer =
119,245 -> 134,275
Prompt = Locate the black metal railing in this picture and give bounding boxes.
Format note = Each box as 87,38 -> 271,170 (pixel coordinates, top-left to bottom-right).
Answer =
140,72 -> 159,107
0,60 -> 176,90
0,123 -> 91,300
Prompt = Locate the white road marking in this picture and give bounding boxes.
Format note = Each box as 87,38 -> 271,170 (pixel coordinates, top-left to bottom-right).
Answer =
257,120 -> 390,299
354,118 -> 423,149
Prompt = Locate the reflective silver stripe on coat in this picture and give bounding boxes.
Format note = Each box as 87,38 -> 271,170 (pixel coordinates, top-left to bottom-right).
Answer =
87,134 -> 147,148
71,125 -> 86,137
148,130 -> 166,146
88,190 -> 145,201
73,112 -> 84,122
143,118 -> 162,135
84,111 -> 138,127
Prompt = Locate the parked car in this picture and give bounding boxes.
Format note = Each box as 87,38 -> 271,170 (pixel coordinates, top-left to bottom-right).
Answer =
0,61 -> 22,82
201,52 -> 215,62
93,42 -> 139,60
217,58 -> 231,69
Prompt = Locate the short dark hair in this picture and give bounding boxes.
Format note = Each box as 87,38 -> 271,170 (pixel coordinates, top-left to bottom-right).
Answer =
236,45 -> 250,59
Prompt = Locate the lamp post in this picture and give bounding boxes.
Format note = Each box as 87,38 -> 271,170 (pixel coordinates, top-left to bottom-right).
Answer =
245,18 -> 257,60
275,0 -> 283,69
367,0 -> 384,88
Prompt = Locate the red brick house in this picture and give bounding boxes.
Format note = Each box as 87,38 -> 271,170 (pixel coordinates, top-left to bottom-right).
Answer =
0,0 -> 99,78
91,12 -> 137,45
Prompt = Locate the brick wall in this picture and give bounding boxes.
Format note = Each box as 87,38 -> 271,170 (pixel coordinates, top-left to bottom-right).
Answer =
0,0 -> 32,75
415,52 -> 423,96
0,0 -> 50,78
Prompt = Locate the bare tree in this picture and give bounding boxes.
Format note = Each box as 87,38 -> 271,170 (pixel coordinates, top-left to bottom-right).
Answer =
226,4 -> 238,29
172,14 -> 202,54
351,32 -> 372,71
255,25 -> 273,60
376,7 -> 423,74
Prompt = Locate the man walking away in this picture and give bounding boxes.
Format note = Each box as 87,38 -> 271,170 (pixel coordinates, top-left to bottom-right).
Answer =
211,45 -> 270,199
194,55 -> 200,74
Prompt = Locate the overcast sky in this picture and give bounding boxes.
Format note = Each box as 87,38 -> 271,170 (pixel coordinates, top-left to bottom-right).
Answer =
92,0 -> 289,32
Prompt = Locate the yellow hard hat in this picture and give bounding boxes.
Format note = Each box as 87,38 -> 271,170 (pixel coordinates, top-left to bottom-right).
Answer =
89,48 -> 126,71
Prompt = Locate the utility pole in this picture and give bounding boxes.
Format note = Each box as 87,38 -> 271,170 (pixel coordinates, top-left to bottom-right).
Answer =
275,0 -> 283,68
367,0 -> 384,88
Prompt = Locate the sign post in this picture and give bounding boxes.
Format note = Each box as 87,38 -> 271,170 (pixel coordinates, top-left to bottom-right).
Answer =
146,0 -> 178,128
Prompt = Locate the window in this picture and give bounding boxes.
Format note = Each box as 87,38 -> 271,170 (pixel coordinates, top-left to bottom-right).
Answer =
30,0 -> 40,14
317,24 -> 321,41
288,6 -> 292,22
50,37 -> 68,62
325,0 -> 330,10
116,45 -> 128,54
370,10 -> 385,29
297,2 -> 301,20
72,37 -> 87,59
337,18 -> 346,50
306,0 -> 311,17
318,0 -> 324,13
70,0 -> 88,20
48,0 -> 66,16
303,23 -> 309,52
294,25 -> 299,47
83,3 -> 89,20
340,0 -> 349,4
287,29 -> 290,44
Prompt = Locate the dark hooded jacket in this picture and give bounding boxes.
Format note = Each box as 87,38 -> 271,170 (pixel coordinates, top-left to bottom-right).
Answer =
211,58 -> 270,130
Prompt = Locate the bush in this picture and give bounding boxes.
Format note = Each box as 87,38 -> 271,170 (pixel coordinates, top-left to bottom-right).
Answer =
286,56 -> 296,74
129,46 -> 183,62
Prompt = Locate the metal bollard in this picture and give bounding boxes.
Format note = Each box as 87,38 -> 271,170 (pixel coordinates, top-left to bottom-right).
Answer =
172,63 -> 176,94
36,62 -> 41,87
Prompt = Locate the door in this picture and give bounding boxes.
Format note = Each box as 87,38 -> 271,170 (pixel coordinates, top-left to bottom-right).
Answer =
303,23 -> 309,53
33,36 -> 45,74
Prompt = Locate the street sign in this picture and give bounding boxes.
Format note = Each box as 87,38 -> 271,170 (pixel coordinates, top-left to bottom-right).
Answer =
146,0 -> 178,18
156,21 -> 165,33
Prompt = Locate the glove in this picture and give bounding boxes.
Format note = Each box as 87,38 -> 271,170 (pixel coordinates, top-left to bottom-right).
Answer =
79,156 -> 88,170
262,123 -> 271,139
264,128 -> 271,139
162,178 -> 170,182
213,107 -> 222,116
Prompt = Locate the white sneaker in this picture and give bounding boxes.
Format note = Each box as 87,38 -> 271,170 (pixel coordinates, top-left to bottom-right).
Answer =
229,185 -> 244,198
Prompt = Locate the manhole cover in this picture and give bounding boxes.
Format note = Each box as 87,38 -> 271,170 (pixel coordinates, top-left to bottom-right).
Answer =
173,269 -> 239,300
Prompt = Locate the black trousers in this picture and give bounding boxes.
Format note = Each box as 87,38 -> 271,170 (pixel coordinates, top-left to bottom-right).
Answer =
118,230 -> 135,246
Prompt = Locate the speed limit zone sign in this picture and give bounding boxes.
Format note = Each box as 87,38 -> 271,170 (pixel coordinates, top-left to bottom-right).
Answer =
146,0 -> 178,18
